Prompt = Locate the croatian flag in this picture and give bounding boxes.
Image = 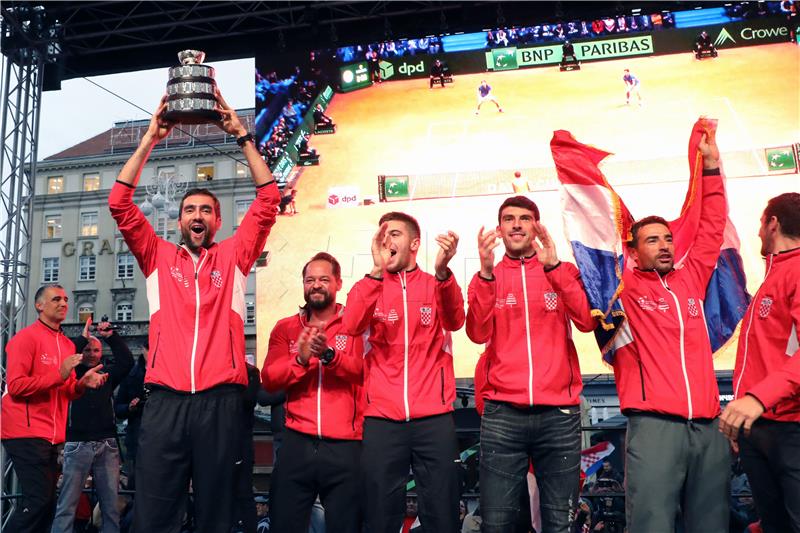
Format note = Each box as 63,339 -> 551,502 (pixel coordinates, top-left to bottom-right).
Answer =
581,441 -> 615,476
550,118 -> 750,363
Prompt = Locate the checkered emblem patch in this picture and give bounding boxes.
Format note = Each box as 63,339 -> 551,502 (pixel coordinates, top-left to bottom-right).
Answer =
210,270 -> 223,289
335,334 -> 348,351
420,306 -> 432,326
758,296 -> 773,319
687,298 -> 699,318
544,292 -> 558,312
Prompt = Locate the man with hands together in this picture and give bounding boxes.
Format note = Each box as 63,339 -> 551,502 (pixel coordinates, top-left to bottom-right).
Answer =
2,285 -> 108,533
467,197 -> 595,533
343,212 -> 465,533
262,252 -> 364,533
720,192 -> 800,533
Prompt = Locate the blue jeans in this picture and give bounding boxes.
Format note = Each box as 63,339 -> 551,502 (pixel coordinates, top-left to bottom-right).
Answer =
479,401 -> 581,533
51,438 -> 121,533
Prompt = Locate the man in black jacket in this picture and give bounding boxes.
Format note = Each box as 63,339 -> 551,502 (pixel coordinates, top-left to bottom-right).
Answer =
51,320 -> 134,533
114,341 -> 147,485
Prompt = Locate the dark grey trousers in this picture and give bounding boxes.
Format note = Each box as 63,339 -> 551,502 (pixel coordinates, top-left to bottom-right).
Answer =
624,413 -> 730,533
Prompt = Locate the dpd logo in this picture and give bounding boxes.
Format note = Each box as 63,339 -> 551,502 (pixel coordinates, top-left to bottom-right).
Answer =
328,194 -> 339,206
379,61 -> 394,80
398,60 -> 425,76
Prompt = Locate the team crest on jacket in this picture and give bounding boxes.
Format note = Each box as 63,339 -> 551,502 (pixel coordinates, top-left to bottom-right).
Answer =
210,270 -> 223,289
687,298 -> 699,318
40,353 -> 54,365
544,292 -> 558,312
335,334 -> 348,351
170,266 -> 190,288
420,305 -> 432,326
758,296 -> 773,319
637,296 -> 657,311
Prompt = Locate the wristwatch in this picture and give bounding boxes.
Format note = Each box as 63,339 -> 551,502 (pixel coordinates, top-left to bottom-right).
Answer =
236,133 -> 254,147
319,347 -> 336,366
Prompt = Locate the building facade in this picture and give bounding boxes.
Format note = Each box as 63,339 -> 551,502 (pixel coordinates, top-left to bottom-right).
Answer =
30,111 -> 260,355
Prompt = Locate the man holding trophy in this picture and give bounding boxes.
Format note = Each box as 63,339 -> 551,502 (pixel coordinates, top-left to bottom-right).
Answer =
108,50 -> 280,533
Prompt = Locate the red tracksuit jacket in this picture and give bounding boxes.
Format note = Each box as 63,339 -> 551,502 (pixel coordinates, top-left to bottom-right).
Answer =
467,256 -> 596,407
262,305 -> 365,440
613,170 -> 726,420
109,180 -> 280,393
343,267 -> 465,421
733,247 -> 800,421
2,320 -> 84,444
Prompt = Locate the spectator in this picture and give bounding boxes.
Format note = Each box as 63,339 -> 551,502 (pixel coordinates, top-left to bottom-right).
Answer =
114,341 -> 148,486
255,496 -> 270,533
281,98 -> 299,129
402,496 -> 422,533
596,459 -> 623,484
52,320 -> 134,533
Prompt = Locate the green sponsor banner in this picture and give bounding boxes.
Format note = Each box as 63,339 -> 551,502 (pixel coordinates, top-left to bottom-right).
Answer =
490,47 -> 518,71
384,176 -> 409,199
574,35 -> 653,60
765,146 -> 797,171
339,61 -> 372,92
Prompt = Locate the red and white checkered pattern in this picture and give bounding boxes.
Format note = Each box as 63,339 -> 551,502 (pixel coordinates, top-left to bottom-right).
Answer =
420,306 -> 432,326
544,292 -> 558,311
758,296 -> 773,318
335,334 -> 348,351
687,298 -> 699,318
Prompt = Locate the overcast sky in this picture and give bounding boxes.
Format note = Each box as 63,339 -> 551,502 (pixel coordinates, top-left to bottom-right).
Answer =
37,57 -> 254,159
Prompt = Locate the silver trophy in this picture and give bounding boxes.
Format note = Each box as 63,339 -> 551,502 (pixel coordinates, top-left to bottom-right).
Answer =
164,50 -> 221,124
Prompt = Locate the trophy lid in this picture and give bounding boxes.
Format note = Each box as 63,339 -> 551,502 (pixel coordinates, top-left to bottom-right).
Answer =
178,50 -> 206,65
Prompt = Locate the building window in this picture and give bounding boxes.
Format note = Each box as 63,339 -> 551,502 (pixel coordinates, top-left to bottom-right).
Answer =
245,301 -> 255,325
157,165 -> 176,179
196,163 -> 214,182
155,214 -> 177,235
78,304 -> 94,323
80,212 -> 98,237
83,173 -> 100,192
42,257 -> 60,282
236,161 -> 249,178
115,302 -> 133,322
44,214 -> 62,239
78,255 -> 96,281
116,253 -> 135,279
47,176 -> 64,194
235,199 -> 251,226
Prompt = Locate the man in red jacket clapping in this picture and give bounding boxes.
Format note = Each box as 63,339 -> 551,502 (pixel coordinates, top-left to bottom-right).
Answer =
1,285 -> 107,533
466,196 -> 595,533
343,212 -> 465,533
720,192 -> 800,533
262,252 -> 364,533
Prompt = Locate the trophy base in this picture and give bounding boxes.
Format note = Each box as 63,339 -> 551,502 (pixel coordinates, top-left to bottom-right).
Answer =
163,109 -> 222,125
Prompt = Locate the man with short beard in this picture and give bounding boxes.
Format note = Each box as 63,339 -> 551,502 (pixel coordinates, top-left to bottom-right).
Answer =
108,90 -> 280,533
612,128 -> 729,532
719,192 -> 800,533
261,252 -> 364,533
343,211 -> 465,533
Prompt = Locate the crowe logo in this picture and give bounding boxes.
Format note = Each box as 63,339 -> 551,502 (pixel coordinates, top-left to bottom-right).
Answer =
714,28 -> 736,46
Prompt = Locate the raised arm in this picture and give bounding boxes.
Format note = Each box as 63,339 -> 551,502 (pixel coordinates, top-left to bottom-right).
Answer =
467,226 -> 500,343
